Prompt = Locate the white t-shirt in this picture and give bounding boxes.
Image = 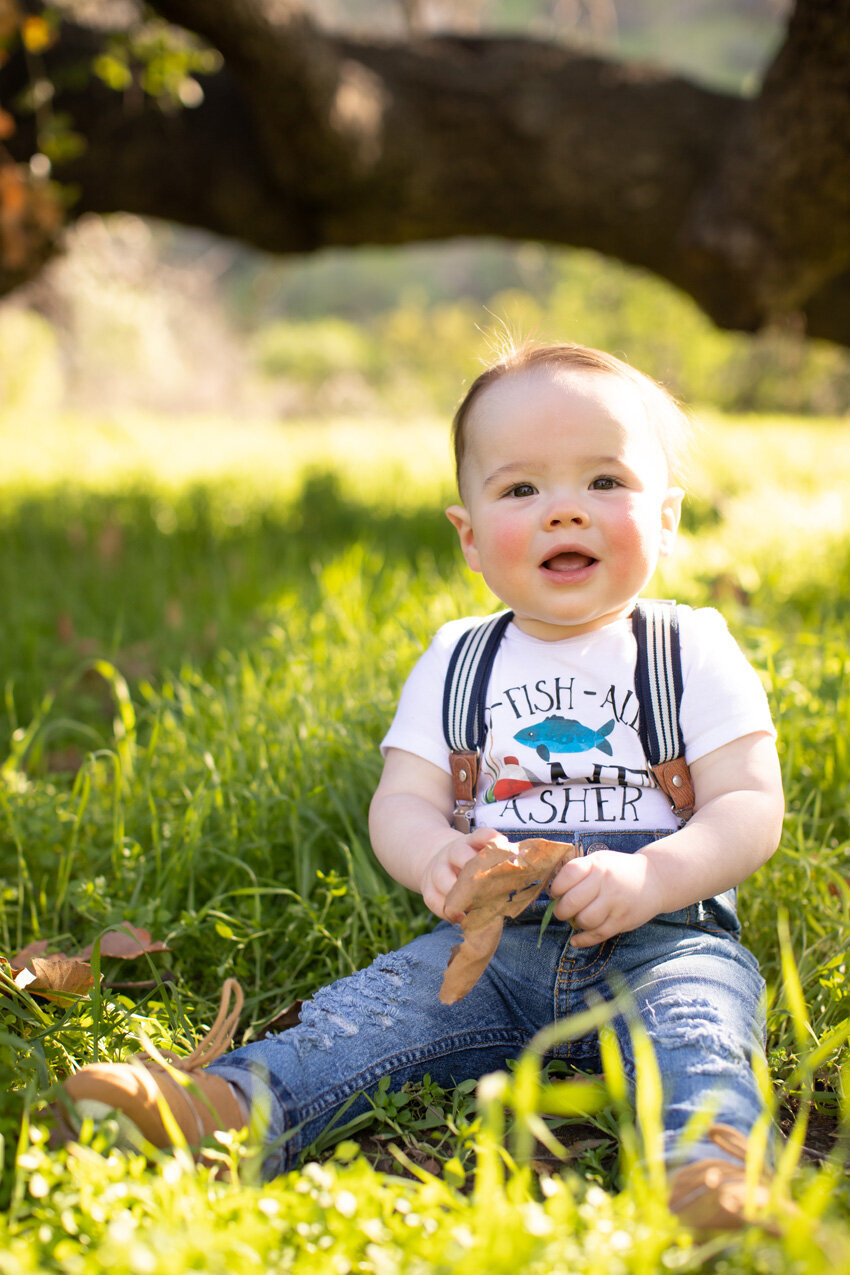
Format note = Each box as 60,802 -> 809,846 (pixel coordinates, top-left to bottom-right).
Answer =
381,606 -> 775,835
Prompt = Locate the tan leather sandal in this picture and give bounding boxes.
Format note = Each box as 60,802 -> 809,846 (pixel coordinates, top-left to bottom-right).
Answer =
668,1123 -> 788,1233
59,979 -> 247,1149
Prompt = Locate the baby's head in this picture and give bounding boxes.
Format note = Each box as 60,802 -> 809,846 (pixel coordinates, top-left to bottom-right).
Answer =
446,341 -> 689,640
452,341 -> 690,500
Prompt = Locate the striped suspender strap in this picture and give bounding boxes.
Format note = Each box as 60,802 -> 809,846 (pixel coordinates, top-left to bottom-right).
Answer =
631,600 -> 695,821
443,610 -> 514,754
442,610 -> 513,831
632,599 -> 683,764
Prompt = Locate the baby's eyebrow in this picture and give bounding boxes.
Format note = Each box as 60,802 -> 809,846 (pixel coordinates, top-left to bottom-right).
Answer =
482,462 -> 531,490
585,455 -> 626,469
482,454 -> 627,489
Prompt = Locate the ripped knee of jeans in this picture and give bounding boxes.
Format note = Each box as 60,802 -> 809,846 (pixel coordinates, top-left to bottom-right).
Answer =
290,951 -> 417,1056
639,994 -> 753,1076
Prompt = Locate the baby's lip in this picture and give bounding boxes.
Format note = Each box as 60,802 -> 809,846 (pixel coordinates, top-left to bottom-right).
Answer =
541,549 -> 597,571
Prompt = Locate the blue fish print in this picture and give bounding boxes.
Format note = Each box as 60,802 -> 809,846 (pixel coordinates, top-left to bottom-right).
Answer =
513,715 -> 615,762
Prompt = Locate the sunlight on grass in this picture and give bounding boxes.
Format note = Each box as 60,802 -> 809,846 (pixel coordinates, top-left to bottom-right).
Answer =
0,409 -> 457,507
0,404 -> 849,1272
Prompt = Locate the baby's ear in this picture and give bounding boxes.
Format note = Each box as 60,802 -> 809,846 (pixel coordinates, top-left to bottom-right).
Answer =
446,505 -> 482,574
659,486 -> 684,556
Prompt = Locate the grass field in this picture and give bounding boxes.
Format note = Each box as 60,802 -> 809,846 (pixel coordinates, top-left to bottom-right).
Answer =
0,403 -> 849,1272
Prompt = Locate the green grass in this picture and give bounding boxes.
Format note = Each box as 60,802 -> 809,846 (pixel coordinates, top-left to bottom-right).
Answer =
0,404 -> 849,1271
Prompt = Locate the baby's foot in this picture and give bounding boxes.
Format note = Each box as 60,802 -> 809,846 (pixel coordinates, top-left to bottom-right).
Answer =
58,979 -> 247,1150
669,1123 -> 791,1234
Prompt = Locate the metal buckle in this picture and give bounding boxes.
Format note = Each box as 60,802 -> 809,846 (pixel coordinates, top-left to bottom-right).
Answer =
452,802 -> 475,833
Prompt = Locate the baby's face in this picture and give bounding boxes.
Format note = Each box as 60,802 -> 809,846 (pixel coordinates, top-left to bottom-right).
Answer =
446,367 -> 683,641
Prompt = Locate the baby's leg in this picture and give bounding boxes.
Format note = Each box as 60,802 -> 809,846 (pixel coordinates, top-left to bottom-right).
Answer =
612,920 -> 768,1169
197,916 -> 559,1176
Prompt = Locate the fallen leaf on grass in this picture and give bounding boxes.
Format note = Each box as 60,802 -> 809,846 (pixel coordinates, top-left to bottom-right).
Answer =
11,953 -> 96,1002
78,925 -> 171,960
10,939 -> 52,966
259,1000 -> 303,1038
439,838 -> 578,1004
4,925 -> 171,1003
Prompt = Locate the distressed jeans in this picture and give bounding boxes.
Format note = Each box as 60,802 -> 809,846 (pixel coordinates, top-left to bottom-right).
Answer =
206,830 -> 768,1179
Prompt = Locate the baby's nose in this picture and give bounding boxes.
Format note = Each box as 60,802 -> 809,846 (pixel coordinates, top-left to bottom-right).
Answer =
545,500 -> 589,528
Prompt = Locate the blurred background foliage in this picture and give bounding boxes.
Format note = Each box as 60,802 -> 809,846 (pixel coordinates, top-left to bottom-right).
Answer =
1,0 -> 845,426
3,216 -> 848,423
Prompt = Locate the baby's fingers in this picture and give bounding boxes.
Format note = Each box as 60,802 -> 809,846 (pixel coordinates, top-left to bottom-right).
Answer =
549,854 -> 593,899
552,875 -> 601,923
569,926 -> 610,949
468,827 -> 511,853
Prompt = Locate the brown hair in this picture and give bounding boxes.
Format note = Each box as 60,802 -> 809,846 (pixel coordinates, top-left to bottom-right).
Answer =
452,341 -> 690,493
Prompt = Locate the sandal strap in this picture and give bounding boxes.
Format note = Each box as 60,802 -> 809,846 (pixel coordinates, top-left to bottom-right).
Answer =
707,1122 -> 751,1163
142,979 -> 244,1073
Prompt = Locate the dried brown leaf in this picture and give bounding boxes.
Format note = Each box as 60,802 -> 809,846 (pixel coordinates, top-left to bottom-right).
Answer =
439,838 -> 578,1004
259,1000 -> 303,1038
4,923 -> 169,1003
13,953 -> 95,1002
78,925 -> 171,961
10,939 -> 51,967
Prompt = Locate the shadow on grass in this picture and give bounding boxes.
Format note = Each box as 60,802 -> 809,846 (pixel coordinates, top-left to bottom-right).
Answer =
4,465 -> 849,752
0,470 -> 460,749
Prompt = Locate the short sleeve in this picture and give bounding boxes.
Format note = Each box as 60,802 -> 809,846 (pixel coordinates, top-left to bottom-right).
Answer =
380,619 -> 474,773
678,606 -> 776,763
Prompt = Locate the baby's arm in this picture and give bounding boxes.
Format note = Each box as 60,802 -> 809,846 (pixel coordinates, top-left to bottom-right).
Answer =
551,731 -> 784,948
369,747 -> 509,920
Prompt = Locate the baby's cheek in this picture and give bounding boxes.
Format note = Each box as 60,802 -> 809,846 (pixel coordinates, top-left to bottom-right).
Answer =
488,520 -> 530,564
606,509 -> 656,574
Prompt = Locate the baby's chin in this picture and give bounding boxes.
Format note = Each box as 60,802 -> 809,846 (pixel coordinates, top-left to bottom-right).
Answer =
510,606 -> 634,642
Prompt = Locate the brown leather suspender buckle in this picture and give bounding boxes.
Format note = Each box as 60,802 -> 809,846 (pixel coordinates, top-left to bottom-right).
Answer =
449,750 -> 480,833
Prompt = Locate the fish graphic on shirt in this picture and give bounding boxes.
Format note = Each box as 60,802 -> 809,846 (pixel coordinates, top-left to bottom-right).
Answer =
513,715 -> 615,762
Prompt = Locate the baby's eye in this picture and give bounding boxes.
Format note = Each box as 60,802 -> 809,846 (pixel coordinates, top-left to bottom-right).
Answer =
590,476 -> 621,491
506,482 -> 537,498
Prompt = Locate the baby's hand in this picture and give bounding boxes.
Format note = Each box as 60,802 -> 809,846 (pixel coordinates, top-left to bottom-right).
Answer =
549,850 -> 666,948
420,827 -> 511,921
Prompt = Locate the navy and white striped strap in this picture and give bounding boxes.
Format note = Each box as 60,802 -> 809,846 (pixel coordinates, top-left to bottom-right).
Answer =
442,610 -> 514,753
631,600 -> 684,766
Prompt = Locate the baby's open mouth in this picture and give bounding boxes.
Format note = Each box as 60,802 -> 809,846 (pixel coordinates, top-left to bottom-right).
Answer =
542,552 -> 597,571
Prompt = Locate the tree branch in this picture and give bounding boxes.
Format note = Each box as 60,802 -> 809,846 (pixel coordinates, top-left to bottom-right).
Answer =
32,21 -> 742,280
1,1 -> 849,346
151,0 -> 357,192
